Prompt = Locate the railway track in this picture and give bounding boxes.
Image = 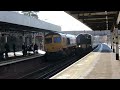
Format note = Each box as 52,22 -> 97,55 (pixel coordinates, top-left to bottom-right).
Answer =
18,48 -> 93,79
0,46 -> 98,79
0,56 -> 47,79
18,54 -> 79,79
20,46 -> 99,79
37,56 -> 80,79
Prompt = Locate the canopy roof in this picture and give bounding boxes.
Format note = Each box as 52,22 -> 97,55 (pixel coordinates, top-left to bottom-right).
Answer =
66,11 -> 119,30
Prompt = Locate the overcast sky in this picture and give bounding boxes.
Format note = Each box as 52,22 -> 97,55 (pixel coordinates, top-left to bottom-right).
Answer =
37,11 -> 92,31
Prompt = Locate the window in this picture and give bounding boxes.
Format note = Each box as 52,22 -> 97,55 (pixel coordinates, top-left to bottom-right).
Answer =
67,38 -> 70,45
54,37 -> 61,43
45,38 -> 52,44
63,38 -> 65,42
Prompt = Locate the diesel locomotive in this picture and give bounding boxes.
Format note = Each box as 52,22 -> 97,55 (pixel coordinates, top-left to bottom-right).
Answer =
44,32 -> 94,59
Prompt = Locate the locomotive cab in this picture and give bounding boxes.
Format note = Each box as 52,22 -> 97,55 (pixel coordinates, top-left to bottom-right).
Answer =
44,32 -> 77,59
76,33 -> 93,51
45,33 -> 64,53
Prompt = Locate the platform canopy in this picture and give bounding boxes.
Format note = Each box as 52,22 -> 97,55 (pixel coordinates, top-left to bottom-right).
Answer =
66,11 -> 119,31
0,11 -> 61,32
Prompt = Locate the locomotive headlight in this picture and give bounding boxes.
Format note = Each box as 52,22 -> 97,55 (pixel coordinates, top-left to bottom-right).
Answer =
79,45 -> 81,47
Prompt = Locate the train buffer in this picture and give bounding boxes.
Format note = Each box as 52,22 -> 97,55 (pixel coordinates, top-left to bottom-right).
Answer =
50,43 -> 120,79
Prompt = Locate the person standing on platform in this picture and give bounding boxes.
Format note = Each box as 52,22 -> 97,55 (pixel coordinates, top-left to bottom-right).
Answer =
24,43 -> 28,56
4,43 -> 10,59
0,43 -> 4,60
34,43 -> 38,54
12,43 -> 16,57
0,48 -> 4,60
22,43 -> 25,56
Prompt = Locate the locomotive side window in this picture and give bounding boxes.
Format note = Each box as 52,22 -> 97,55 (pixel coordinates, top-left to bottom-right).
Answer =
54,37 -> 61,43
45,38 -> 52,44
67,38 -> 70,45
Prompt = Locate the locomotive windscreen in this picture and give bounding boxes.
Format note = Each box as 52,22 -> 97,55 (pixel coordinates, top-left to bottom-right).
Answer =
45,38 -> 52,44
76,34 -> 86,44
76,34 -> 92,45
86,35 -> 92,44
53,37 -> 61,43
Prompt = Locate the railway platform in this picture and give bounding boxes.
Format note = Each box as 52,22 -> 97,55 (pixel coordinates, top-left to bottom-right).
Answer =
0,49 -> 45,67
50,43 -> 120,79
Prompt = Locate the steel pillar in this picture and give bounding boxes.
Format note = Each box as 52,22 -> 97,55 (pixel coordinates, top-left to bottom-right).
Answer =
115,25 -> 119,60
113,29 -> 115,53
110,30 -> 113,49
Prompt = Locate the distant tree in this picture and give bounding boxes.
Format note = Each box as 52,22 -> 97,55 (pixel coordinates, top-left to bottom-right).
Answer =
21,11 -> 39,19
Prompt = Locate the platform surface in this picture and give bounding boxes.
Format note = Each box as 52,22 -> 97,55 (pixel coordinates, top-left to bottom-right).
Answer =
50,43 -> 120,79
0,50 -> 45,66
